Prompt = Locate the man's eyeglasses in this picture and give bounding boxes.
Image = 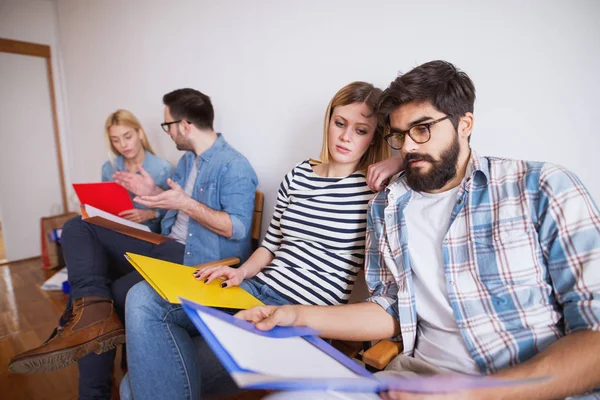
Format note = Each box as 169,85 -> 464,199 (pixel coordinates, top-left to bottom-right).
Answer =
160,120 -> 189,132
384,115 -> 450,150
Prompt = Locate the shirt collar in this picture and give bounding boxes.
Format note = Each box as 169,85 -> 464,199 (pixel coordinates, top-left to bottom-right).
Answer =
197,132 -> 226,163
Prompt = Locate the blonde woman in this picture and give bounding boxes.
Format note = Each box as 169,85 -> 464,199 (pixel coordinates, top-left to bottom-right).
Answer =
102,109 -> 174,233
121,81 -> 391,400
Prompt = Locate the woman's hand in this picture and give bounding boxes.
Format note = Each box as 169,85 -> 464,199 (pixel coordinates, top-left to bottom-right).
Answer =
194,265 -> 247,288
118,208 -> 156,223
367,155 -> 404,192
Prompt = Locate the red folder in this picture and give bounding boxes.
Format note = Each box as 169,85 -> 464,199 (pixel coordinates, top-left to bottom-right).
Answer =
73,182 -> 134,216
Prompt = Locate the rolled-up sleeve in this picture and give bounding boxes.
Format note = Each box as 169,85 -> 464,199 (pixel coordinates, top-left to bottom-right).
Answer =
363,198 -> 400,321
220,158 -> 258,241
538,164 -> 600,334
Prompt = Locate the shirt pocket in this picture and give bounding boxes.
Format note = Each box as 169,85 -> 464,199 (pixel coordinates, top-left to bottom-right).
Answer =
196,180 -> 217,208
472,216 -> 544,298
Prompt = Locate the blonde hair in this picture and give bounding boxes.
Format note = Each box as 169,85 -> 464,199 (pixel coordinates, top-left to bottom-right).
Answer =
104,109 -> 156,156
319,82 -> 390,172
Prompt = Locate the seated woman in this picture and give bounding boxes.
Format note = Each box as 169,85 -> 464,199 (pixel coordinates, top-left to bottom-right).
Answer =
33,110 -> 173,400
120,81 -> 390,399
102,109 -> 174,233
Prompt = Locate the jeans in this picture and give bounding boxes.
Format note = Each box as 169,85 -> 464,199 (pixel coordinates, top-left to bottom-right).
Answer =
59,216 -> 185,400
121,278 -> 291,400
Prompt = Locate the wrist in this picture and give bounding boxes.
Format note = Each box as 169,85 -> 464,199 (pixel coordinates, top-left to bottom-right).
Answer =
238,265 -> 251,280
149,185 -> 162,196
181,195 -> 194,213
294,305 -> 309,327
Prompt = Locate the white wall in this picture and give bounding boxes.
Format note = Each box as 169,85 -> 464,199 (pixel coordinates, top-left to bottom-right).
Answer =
55,0 -> 600,238
0,53 -> 65,260
0,0 -> 73,207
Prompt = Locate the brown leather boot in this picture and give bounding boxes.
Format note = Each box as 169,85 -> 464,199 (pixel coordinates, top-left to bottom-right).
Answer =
8,296 -> 125,374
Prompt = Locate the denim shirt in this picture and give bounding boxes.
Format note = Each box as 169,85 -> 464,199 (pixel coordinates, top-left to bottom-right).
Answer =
161,133 -> 258,266
101,150 -> 174,233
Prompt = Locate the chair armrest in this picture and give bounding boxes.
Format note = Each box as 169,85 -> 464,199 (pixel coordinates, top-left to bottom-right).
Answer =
362,339 -> 403,370
331,340 -> 365,359
191,257 -> 240,270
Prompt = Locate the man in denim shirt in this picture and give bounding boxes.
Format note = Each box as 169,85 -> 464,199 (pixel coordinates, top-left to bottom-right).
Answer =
239,62 -> 600,400
9,89 -> 258,382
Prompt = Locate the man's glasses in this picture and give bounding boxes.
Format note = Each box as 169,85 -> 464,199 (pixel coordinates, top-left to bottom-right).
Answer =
161,120 -> 189,132
384,116 -> 450,150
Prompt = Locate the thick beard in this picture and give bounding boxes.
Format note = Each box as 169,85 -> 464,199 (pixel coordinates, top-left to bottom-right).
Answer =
404,134 -> 460,192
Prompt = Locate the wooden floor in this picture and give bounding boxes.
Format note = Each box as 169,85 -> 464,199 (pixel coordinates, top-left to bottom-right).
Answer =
1,258 -> 269,400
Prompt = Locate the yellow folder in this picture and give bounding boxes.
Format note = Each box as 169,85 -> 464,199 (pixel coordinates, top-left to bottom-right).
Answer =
125,253 -> 264,309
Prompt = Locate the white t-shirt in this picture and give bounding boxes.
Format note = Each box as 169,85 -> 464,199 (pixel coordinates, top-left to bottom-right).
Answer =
168,165 -> 198,244
404,186 -> 479,374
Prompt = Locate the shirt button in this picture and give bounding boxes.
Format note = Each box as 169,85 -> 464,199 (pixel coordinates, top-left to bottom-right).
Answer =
186,252 -> 191,255
387,214 -> 392,219
200,188 -> 204,192
188,233 -> 192,237
457,199 -> 462,204
390,194 -> 394,199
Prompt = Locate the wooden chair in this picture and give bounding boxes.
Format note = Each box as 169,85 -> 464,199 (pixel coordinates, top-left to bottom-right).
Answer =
251,191 -> 264,252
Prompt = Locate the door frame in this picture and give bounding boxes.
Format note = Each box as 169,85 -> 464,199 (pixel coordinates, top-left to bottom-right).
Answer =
0,38 -> 68,213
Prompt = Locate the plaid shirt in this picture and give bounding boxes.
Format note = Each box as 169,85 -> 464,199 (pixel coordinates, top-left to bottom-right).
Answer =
365,151 -> 600,378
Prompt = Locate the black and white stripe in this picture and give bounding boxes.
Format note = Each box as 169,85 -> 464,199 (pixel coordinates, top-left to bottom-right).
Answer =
255,160 -> 373,306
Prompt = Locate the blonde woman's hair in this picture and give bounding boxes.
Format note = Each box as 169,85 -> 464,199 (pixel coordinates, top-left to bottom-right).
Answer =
319,82 -> 390,172
104,109 -> 156,156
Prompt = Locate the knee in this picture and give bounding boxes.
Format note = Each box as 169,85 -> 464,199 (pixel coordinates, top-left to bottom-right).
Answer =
60,216 -> 84,241
125,281 -> 162,327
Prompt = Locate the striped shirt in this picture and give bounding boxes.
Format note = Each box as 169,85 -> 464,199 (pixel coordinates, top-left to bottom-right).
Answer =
254,160 -> 373,306
365,151 -> 600,384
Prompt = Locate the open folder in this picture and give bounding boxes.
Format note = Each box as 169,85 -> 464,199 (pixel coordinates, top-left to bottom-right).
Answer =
125,253 -> 264,309
80,204 -> 171,244
73,182 -> 134,216
180,299 -> 548,393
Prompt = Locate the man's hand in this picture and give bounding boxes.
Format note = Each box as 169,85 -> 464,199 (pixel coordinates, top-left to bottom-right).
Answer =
134,178 -> 190,211
194,265 -> 247,288
235,305 -> 301,331
118,208 -> 156,223
367,155 -> 404,192
113,165 -> 158,196
380,390 -> 473,400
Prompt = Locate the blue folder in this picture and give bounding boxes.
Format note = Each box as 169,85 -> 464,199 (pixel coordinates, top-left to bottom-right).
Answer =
180,298 -> 548,393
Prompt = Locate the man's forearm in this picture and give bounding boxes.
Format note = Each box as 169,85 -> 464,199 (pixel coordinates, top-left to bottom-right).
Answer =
181,197 -> 233,238
482,330 -> 600,400
296,302 -> 400,341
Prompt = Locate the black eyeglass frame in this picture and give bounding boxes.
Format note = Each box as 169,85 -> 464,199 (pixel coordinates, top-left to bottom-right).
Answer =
161,120 -> 190,132
383,115 -> 451,149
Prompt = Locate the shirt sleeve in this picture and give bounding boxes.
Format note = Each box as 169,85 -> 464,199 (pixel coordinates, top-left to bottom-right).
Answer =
260,167 -> 294,254
538,164 -> 600,334
219,157 -> 259,241
101,161 -> 113,182
363,195 -> 400,322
